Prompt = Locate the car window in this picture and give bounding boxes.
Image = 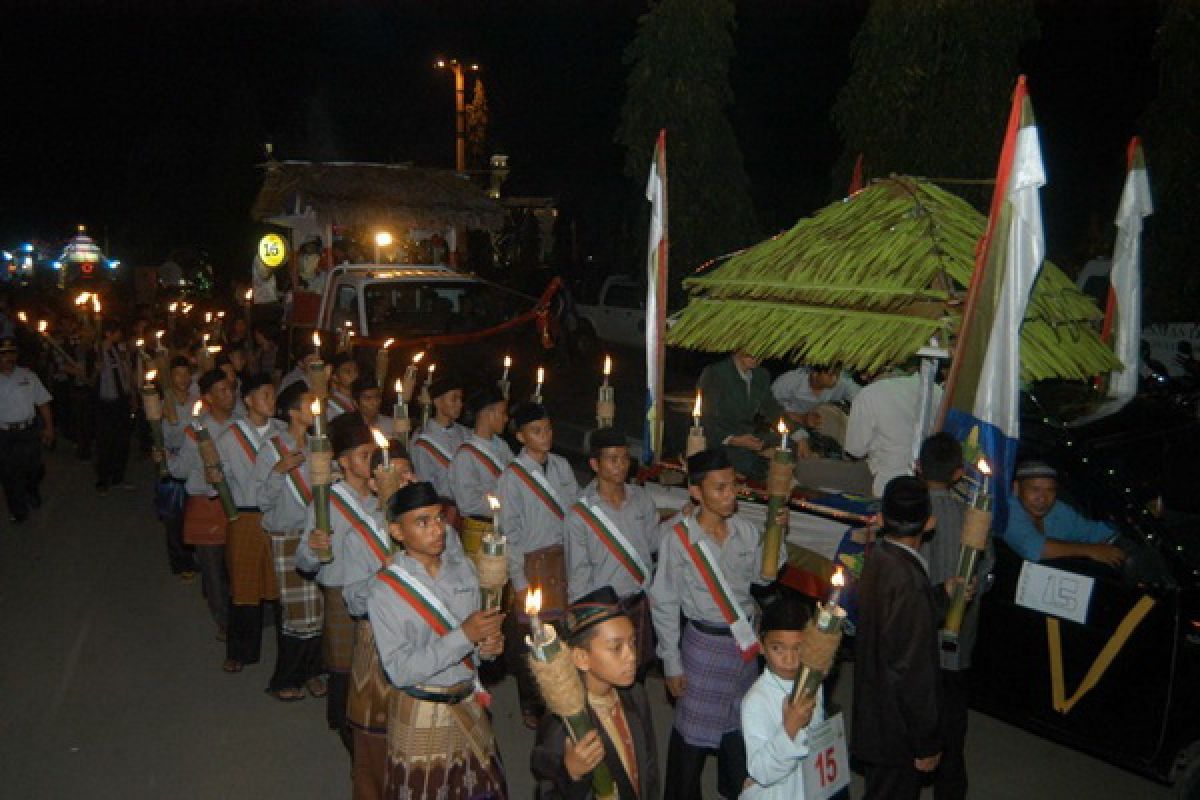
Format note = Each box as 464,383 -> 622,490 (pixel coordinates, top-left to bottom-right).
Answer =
331,285 -> 357,328
363,280 -> 524,337
605,283 -> 642,309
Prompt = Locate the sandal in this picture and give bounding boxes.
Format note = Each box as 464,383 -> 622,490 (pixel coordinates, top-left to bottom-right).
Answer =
306,676 -> 329,698
267,687 -> 306,702
222,659 -> 243,673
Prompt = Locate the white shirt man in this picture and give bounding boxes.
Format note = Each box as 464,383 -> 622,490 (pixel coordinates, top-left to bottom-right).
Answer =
844,372 -> 942,497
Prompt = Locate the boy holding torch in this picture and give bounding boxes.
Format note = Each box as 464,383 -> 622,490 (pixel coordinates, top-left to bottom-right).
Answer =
367,481 -> 506,798
448,386 -> 514,549
326,352 -> 360,415
916,432 -> 992,800
158,356 -> 200,581
649,448 -> 787,800
411,375 -> 469,505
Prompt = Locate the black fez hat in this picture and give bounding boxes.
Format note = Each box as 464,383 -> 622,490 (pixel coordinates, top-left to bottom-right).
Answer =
467,385 -> 506,416
687,447 -> 732,485
352,375 -> 380,396
331,351 -> 356,370
197,368 -> 227,395
512,401 -> 548,430
590,427 -> 627,452
213,351 -> 232,369
329,412 -> 373,456
564,586 -> 627,643
275,380 -> 309,420
387,481 -> 441,521
428,374 -> 462,400
240,371 -> 273,398
881,475 -> 932,534
169,355 -> 192,370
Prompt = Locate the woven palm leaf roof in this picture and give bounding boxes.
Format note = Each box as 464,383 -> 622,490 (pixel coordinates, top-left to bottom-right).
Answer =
667,177 -> 1119,381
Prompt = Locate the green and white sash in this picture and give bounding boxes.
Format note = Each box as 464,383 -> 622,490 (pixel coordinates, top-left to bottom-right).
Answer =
574,499 -> 649,586
509,460 -> 567,520
331,482 -> 391,564
270,435 -> 313,508
673,519 -> 760,660
229,419 -> 264,463
413,433 -> 455,468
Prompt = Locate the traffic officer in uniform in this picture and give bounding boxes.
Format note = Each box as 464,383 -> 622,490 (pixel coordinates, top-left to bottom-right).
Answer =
0,337 -> 55,522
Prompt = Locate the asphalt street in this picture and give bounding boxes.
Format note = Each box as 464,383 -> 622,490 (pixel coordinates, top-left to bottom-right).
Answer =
0,446 -> 1174,799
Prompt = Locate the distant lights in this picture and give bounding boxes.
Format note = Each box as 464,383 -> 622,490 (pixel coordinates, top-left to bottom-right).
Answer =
21,243 -> 33,253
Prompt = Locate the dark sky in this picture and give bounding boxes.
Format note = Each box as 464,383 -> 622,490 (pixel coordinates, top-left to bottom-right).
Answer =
2,0 -> 1161,275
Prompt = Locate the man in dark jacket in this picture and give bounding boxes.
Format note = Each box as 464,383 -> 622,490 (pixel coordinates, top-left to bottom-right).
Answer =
696,350 -> 785,481
852,475 -> 954,799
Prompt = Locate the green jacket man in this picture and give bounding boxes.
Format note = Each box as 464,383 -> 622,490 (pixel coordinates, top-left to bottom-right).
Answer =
697,351 -> 784,481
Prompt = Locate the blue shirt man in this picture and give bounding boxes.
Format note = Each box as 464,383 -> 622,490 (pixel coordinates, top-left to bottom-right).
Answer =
1002,460 -> 1124,566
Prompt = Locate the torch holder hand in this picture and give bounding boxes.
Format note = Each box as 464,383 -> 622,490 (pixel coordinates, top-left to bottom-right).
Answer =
791,606 -> 844,703
941,505 -> 991,643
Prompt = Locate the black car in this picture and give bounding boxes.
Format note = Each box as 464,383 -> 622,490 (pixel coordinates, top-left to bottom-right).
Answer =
970,393 -> 1200,797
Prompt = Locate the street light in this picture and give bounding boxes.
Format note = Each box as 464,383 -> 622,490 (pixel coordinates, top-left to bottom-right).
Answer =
374,230 -> 393,263
434,57 -> 480,173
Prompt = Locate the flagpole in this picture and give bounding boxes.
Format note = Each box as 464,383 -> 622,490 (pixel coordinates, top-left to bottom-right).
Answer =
936,76 -> 1028,430
644,129 -> 668,465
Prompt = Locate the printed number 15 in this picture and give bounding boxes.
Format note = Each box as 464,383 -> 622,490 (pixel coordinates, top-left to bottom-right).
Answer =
814,746 -> 838,787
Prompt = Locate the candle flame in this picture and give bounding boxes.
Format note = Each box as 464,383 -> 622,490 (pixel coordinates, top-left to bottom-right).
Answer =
168,302 -> 178,313
91,296 -> 100,313
310,398 -> 321,416
205,312 -> 213,324
37,320 -> 47,333
524,587 -> 543,616
191,400 -> 204,417
202,333 -> 210,345
831,566 -> 845,588
17,311 -> 27,322
207,346 -> 222,355
155,330 -> 164,339
487,494 -> 500,511
692,391 -> 702,417
427,363 -> 436,375
603,355 -> 611,376
977,458 -> 992,476
382,338 -> 395,349
135,338 -> 144,349
503,354 -> 512,368
394,379 -> 403,397
777,418 -> 788,435
344,320 -> 352,329
372,429 -> 389,449
536,367 -> 544,383
181,303 -> 193,314
412,351 -> 425,364
216,311 -> 225,319
146,369 -> 157,382
244,288 -> 253,301
312,331 -> 321,348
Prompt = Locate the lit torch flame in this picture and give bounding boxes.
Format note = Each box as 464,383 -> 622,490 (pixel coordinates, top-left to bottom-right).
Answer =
37,320 -> 47,334
310,398 -> 321,416
168,302 -> 178,313
536,367 -> 545,384
503,354 -> 512,369
17,311 -> 27,323
777,419 -> 788,436
692,391 -> 702,419
603,355 -> 611,377
487,494 -> 501,512
394,379 -> 404,399
191,400 -> 204,418
146,370 -> 157,382
977,458 -> 992,476
312,331 -> 321,348
831,567 -> 846,589
372,429 -> 389,449
382,338 -> 395,350
412,351 -> 425,364
91,296 -> 100,313
524,587 -> 543,616
244,288 -> 253,302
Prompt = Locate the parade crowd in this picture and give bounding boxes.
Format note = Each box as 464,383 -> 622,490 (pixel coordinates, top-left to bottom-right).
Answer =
4,293 -> 1101,800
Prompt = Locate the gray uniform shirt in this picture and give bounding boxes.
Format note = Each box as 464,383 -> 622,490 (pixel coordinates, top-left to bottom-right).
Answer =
255,430 -> 313,533
0,366 -> 51,424
566,480 -> 661,601
296,480 -> 383,588
341,509 -> 393,618
368,551 -> 482,688
412,420 -> 470,501
217,417 -> 285,508
649,513 -> 785,677
167,411 -> 234,496
162,389 -> 201,455
448,432 -> 514,518
919,486 -> 996,670
496,450 -> 581,591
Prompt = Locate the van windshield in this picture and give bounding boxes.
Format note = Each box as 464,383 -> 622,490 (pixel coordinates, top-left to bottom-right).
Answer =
363,280 -> 526,337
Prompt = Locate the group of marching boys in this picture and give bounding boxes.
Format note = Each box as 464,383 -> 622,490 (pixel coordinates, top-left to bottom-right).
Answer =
153,335 -> 980,800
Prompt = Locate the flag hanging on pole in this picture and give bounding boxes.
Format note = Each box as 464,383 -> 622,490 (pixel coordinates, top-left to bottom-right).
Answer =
939,76 -> 1046,529
848,153 -> 865,194
643,129 -> 668,466
1101,137 -> 1152,407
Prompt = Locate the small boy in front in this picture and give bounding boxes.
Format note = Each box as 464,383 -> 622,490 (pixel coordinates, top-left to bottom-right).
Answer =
740,595 -> 822,799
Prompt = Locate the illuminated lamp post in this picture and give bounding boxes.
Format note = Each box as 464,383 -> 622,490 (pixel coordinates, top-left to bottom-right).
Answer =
374,230 -> 393,264
434,57 -> 480,173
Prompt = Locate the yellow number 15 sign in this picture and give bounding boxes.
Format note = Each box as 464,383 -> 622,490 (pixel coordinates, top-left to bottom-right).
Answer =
258,233 -> 287,268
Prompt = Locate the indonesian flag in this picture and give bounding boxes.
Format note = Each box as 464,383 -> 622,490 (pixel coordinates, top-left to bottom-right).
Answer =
940,77 -> 1046,528
644,129 -> 668,465
1101,138 -> 1153,407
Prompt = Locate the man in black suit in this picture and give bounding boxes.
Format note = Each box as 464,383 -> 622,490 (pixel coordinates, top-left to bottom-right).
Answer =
852,475 -> 960,799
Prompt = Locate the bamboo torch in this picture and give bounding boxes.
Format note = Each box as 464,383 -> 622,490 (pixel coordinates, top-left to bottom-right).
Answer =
525,588 -> 617,800
309,397 -> 334,562
375,338 -> 395,387
791,567 -> 846,703
476,495 -> 507,611
142,370 -> 169,478
307,332 -> 330,400
419,362 -> 435,430
372,428 -> 405,507
761,419 -> 794,580
941,458 -> 992,650
191,401 -> 239,521
498,354 -> 512,400
686,391 -> 706,457
596,355 -> 614,428
392,379 -> 411,447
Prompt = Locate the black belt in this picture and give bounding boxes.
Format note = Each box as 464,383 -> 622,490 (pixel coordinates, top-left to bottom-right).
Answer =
689,618 -> 732,637
237,507 -> 262,514
403,684 -> 473,705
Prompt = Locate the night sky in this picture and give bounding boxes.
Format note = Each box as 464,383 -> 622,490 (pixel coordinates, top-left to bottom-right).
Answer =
2,0 -> 1161,278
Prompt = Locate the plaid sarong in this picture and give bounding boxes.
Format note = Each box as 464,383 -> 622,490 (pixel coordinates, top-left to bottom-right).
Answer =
268,529 -> 322,638
348,620 -> 392,735
673,621 -> 759,749
226,512 -> 279,605
385,686 -> 506,800
322,587 -> 355,673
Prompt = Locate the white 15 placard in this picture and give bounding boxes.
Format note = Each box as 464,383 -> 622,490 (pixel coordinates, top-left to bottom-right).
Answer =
802,711 -> 851,800
1015,561 -> 1095,625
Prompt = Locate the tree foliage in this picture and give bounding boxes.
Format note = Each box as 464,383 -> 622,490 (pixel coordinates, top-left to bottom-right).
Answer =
831,0 -> 1038,201
466,79 -> 489,173
616,0 -> 758,287
1142,0 -> 1200,322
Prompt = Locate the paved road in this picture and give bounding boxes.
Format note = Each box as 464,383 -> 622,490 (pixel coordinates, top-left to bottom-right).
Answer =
1,448 -> 1174,799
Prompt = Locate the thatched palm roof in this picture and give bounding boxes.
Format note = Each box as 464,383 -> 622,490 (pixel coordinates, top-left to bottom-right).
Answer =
251,160 -> 505,231
667,177 -> 1119,381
